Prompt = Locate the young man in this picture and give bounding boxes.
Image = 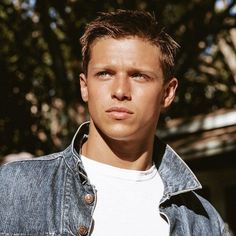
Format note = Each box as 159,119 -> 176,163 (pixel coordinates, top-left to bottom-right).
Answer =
0,10 -> 228,236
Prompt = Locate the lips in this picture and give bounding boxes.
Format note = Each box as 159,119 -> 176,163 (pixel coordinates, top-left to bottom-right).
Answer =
106,107 -> 133,120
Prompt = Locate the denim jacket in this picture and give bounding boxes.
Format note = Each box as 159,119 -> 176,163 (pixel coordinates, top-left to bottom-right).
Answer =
0,122 -> 229,235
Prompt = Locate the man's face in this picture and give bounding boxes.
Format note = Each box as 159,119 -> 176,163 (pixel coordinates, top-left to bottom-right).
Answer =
80,37 -> 177,142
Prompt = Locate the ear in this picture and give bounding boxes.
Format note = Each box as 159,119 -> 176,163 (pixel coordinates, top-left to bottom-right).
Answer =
162,78 -> 178,108
80,73 -> 88,102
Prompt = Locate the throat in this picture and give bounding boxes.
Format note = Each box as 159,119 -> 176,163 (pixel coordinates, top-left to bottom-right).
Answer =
81,137 -> 154,171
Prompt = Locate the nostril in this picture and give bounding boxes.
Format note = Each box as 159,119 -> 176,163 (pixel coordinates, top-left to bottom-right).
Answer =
111,88 -> 131,101
111,78 -> 131,101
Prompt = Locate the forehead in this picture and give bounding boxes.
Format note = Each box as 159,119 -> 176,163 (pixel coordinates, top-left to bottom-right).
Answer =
88,36 -> 162,70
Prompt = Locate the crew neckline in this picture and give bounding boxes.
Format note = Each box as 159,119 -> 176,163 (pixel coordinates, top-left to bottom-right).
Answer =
80,155 -> 157,182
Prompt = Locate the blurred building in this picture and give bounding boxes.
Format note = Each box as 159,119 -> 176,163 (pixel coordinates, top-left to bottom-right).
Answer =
158,108 -> 236,235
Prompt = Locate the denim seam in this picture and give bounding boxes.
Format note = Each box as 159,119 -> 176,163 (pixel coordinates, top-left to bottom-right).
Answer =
63,170 -> 74,236
60,166 -> 68,235
1,153 -> 64,169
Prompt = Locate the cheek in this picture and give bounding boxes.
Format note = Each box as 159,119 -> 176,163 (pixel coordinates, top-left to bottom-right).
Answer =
137,87 -> 163,107
87,82 -> 100,101
138,89 -> 164,119
87,84 -> 109,110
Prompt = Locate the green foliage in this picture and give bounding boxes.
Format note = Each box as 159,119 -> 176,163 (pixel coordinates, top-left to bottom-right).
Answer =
0,0 -> 235,157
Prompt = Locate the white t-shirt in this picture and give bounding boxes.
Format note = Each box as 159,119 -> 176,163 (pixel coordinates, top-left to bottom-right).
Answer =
81,155 -> 169,236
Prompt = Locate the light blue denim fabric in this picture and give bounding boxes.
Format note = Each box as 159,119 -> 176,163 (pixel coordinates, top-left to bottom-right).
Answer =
0,122 -> 229,235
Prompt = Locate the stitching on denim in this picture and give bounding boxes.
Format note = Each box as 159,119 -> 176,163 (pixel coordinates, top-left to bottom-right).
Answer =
63,170 -> 75,235
1,153 -> 64,169
60,166 -> 67,235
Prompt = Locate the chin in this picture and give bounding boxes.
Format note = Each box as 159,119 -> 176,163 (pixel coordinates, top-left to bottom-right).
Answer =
100,124 -> 137,141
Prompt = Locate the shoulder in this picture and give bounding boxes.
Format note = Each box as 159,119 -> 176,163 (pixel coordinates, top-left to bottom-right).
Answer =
0,151 -> 67,208
0,151 -> 68,231
193,192 -> 228,233
0,151 -> 64,184
0,150 -> 63,167
169,191 -> 229,235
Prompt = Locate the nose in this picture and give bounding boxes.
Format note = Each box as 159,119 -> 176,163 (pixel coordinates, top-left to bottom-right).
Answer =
111,73 -> 131,101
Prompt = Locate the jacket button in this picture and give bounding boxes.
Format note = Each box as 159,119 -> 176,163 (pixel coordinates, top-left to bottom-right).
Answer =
84,193 -> 94,204
78,225 -> 88,236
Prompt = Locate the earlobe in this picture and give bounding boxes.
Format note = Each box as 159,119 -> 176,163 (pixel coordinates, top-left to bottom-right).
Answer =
162,78 -> 178,108
80,73 -> 88,102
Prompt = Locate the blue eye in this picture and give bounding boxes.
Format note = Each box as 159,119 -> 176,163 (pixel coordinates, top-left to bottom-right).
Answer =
96,71 -> 112,79
131,73 -> 149,81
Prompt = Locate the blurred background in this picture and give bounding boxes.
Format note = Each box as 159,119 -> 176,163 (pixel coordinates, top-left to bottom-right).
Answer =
0,0 -> 236,234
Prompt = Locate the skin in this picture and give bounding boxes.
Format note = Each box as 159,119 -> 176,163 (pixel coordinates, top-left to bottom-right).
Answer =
80,37 -> 178,170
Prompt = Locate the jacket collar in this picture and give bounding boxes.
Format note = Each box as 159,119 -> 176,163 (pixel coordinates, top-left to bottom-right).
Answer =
67,122 -> 202,199
152,138 -> 202,202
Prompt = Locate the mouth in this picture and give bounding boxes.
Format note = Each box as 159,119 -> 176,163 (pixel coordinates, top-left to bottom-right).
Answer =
106,107 -> 134,120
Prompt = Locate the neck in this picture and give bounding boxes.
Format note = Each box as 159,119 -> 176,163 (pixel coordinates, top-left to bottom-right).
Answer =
81,122 -> 155,171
